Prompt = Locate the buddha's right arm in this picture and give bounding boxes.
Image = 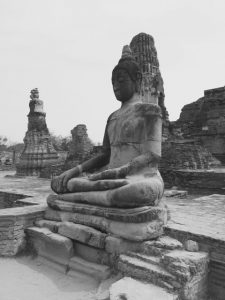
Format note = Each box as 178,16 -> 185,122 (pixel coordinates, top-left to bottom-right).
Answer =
51,151 -> 110,193
51,122 -> 111,193
80,120 -> 111,172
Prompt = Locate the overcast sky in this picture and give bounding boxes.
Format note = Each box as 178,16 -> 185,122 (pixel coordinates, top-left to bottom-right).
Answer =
0,0 -> 225,144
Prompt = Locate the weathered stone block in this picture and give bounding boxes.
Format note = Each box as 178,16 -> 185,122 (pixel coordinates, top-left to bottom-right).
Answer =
117,254 -> 178,290
74,242 -> 110,265
162,250 -> 209,277
184,240 -> 199,252
26,226 -> 73,271
68,256 -> 111,281
35,219 -> 60,233
47,195 -> 167,223
58,222 -> 107,249
45,208 -> 164,241
161,249 -> 209,299
143,236 -> 183,251
105,236 -> 141,255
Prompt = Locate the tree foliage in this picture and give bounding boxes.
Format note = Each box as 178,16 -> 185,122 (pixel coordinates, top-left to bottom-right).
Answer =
0,136 -> 8,151
50,133 -> 71,151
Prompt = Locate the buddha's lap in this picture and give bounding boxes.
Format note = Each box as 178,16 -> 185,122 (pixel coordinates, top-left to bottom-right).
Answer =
66,175 -> 164,206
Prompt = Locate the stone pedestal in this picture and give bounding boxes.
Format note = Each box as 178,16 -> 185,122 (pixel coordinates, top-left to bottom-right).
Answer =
16,88 -> 59,176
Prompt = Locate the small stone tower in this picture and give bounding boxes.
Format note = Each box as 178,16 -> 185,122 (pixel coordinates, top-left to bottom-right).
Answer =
16,88 -> 59,176
66,124 -> 93,163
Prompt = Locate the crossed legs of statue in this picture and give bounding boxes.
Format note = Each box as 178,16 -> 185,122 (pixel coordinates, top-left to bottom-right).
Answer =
56,174 -> 164,208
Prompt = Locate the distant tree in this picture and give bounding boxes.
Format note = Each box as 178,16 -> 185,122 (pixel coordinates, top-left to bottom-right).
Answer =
7,143 -> 24,152
0,136 -> 8,151
50,132 -> 71,151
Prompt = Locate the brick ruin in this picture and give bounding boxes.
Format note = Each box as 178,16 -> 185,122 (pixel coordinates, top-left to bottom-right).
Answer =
47,124 -> 95,177
67,124 -> 93,162
160,86 -> 225,188
174,86 -> 225,163
16,89 -> 59,176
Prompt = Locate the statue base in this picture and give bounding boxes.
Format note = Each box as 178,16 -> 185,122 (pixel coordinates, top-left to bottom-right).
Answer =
46,194 -> 168,241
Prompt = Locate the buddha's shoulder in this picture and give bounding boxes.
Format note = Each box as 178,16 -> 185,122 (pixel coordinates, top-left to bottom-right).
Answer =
133,103 -> 162,117
107,103 -> 161,122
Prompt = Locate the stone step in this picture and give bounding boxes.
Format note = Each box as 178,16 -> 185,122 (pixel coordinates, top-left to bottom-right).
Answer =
118,254 -> 180,291
35,219 -> 60,233
68,256 -> 111,281
110,277 -> 179,300
127,251 -> 161,266
58,221 -> 107,249
140,236 -> 183,257
26,226 -> 73,272
141,242 -> 168,256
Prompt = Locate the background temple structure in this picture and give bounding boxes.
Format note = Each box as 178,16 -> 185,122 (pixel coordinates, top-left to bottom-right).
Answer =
16,88 -> 59,176
64,124 -> 94,169
130,33 -> 170,140
174,86 -> 225,163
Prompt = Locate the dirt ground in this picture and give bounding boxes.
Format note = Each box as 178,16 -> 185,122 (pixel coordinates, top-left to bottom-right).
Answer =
0,256 -> 98,300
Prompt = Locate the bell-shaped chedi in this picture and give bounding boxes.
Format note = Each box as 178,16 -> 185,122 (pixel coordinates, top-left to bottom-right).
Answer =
130,33 -> 169,140
16,88 -> 59,176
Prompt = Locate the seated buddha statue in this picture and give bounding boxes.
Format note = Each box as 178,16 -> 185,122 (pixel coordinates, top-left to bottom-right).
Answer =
51,46 -> 164,209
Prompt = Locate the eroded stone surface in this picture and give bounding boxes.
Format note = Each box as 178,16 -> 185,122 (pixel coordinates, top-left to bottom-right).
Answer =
118,254 -> 178,290
174,86 -> 225,163
26,227 -> 73,269
68,256 -> 111,281
74,242 -> 110,265
105,236 -> 141,255
35,219 -> 60,233
45,208 -> 164,241
47,195 -> 167,223
162,250 -> 209,278
143,236 -> 183,251
184,240 -> 199,252
58,221 -> 107,249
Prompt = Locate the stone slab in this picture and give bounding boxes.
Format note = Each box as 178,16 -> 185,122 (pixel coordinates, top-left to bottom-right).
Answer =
164,189 -> 188,198
143,236 -> 183,251
68,256 -> 111,281
127,252 -> 161,266
118,254 -> 178,291
47,195 -> 167,223
35,219 -> 60,233
110,277 -> 178,300
45,208 -> 164,241
58,221 -> 107,249
105,236 -> 141,255
74,242 -> 110,265
162,250 -> 209,277
26,226 -> 74,269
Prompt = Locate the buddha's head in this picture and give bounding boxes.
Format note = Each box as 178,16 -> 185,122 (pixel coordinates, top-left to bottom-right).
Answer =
112,45 -> 142,103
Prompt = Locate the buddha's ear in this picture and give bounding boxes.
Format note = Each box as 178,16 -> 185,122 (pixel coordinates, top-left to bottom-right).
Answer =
135,71 -> 142,92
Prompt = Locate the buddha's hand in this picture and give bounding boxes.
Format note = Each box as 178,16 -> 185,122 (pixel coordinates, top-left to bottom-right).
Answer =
51,167 -> 80,194
88,164 -> 129,181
